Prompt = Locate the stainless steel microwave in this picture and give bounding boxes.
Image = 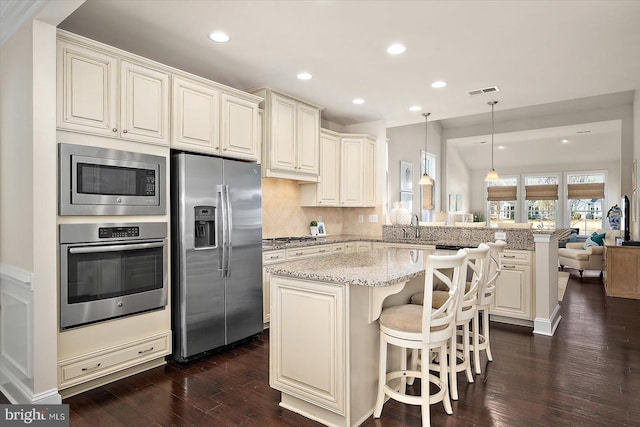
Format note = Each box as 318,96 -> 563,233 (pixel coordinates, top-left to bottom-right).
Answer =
59,143 -> 166,215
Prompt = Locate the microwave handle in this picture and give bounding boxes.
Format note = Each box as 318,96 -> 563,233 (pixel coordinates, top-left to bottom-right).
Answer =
69,241 -> 164,254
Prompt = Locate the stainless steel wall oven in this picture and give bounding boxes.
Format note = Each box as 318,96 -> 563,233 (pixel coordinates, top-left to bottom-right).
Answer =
59,222 -> 167,330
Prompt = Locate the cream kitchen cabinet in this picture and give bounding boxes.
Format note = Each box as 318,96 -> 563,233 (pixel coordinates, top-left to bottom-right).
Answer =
220,93 -> 260,161
57,36 -> 170,146
300,131 -> 376,207
491,250 -> 534,322
252,88 -> 322,181
172,76 -> 260,160
172,76 -> 220,153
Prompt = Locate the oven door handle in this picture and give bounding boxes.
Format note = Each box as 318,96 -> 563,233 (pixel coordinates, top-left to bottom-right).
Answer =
69,242 -> 164,254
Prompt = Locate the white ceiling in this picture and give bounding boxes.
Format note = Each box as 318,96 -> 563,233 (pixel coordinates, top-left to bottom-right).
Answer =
58,0 -> 640,128
447,120 -> 622,170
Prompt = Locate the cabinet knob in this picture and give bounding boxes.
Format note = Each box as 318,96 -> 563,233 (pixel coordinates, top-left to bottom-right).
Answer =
122,129 -> 128,134
112,128 -> 117,132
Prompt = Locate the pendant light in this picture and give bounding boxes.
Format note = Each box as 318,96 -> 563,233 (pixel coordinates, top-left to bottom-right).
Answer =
419,112 -> 434,186
484,101 -> 500,182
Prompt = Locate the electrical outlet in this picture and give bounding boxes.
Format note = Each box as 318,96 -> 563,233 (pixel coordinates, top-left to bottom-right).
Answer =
358,215 -> 364,223
495,231 -> 507,240
369,214 -> 378,223
318,215 -> 322,222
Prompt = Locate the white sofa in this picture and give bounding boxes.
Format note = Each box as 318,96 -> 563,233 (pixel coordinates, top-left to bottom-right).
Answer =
558,229 -> 622,278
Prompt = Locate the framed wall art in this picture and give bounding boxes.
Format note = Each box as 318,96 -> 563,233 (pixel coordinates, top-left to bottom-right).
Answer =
400,161 -> 413,192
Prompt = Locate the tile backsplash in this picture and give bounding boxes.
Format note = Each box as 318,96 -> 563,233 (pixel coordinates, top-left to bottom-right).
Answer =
262,178 -> 383,238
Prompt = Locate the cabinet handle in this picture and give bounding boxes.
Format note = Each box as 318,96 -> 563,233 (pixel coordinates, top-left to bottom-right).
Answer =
81,363 -> 102,372
503,255 -> 516,258
269,255 -> 280,259
295,252 -> 303,256
138,347 -> 154,354
122,129 -> 128,133
215,146 -> 219,150
223,148 -> 227,151
112,128 -> 118,132
503,265 -> 516,269
319,250 -> 327,253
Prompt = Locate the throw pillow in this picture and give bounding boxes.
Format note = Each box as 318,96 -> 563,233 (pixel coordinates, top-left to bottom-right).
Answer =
590,232 -> 606,246
583,237 -> 599,250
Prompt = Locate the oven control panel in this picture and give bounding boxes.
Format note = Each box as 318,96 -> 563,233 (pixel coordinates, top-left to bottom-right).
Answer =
99,226 -> 140,239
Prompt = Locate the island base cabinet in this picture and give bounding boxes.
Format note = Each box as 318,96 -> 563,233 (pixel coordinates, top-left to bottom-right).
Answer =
491,265 -> 532,320
269,274 -> 423,427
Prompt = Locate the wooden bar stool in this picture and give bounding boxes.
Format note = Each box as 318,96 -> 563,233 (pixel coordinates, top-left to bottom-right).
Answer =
373,249 -> 468,427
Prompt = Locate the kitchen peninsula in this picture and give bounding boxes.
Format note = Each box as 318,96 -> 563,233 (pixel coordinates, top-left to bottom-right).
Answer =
266,226 -> 563,426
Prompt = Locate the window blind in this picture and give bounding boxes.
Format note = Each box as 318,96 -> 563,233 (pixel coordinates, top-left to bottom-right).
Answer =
487,185 -> 517,201
422,184 -> 434,210
525,184 -> 558,200
567,183 -> 605,199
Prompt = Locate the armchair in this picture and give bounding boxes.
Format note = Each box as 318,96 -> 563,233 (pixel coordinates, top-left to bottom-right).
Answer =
558,229 -> 622,278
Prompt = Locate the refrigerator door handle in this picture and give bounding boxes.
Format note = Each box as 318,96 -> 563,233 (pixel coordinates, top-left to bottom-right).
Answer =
224,185 -> 233,277
218,184 -> 227,278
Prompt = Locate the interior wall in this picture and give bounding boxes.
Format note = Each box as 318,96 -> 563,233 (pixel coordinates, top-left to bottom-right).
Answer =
446,145 -> 471,215
386,120 -> 443,217
634,90 -> 640,240
0,20 -> 34,271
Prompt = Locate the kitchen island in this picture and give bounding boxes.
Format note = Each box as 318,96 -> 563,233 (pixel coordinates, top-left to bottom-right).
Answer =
266,247 -> 431,427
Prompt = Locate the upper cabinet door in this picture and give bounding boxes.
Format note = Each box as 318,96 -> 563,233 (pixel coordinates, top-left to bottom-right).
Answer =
363,138 -> 376,207
57,40 -> 118,137
296,103 -> 320,175
340,138 -> 364,206
270,93 -> 297,172
120,61 -> 170,145
317,132 -> 341,206
172,76 -> 220,154
221,93 -> 259,161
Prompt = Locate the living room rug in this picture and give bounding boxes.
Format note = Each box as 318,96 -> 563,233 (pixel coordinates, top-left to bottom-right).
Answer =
558,271 -> 570,301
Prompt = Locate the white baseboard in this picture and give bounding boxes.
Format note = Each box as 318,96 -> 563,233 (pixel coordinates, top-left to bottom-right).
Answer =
533,304 -> 562,336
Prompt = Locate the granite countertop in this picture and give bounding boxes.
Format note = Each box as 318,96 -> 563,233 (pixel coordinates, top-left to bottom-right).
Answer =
266,247 -> 429,287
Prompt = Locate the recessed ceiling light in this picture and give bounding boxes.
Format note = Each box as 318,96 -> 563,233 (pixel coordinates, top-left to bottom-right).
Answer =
386,44 -> 406,55
297,72 -> 312,80
497,145 -> 506,150
352,98 -> 365,105
409,106 -> 422,112
431,81 -> 448,88
561,139 -> 570,143
209,31 -> 230,43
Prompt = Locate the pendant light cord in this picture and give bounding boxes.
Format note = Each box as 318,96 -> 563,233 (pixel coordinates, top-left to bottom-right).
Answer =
423,112 -> 430,174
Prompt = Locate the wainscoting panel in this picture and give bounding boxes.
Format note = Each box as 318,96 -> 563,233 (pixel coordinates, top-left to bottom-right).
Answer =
0,264 -> 34,403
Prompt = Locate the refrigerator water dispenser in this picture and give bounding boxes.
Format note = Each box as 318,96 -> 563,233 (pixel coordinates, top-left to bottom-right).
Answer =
194,206 -> 216,248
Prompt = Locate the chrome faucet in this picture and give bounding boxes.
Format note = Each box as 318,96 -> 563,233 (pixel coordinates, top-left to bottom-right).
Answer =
411,214 -> 420,238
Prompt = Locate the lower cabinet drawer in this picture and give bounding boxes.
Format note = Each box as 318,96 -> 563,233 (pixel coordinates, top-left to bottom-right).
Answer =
59,332 -> 170,388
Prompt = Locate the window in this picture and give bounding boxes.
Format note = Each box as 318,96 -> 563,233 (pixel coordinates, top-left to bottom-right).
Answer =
566,173 -> 605,235
420,151 -> 437,221
525,175 -> 559,230
486,176 -> 518,228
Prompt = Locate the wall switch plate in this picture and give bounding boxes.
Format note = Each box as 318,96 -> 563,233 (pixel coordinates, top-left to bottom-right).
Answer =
358,215 -> 364,223
495,232 -> 507,240
369,214 -> 378,223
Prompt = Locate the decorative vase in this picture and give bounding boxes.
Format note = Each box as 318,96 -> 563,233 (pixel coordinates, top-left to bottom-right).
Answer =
608,204 -> 622,230
395,202 -> 412,225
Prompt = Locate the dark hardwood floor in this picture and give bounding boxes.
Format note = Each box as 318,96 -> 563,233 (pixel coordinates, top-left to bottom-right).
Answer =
3,270 -> 640,426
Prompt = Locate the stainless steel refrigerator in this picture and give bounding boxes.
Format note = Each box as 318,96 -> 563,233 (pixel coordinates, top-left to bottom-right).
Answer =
171,153 -> 263,362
